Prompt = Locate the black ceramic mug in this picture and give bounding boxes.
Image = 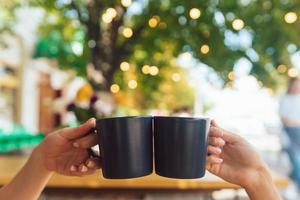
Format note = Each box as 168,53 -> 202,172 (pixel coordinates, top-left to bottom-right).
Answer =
96,116 -> 153,179
154,116 -> 210,179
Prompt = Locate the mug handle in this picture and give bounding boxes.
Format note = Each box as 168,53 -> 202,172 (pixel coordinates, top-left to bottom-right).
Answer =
87,128 -> 100,158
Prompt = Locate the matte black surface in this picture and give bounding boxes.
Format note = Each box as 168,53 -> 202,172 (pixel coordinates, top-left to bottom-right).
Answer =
96,116 -> 153,179
154,117 -> 210,179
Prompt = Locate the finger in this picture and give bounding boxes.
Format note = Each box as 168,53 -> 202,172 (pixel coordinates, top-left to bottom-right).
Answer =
78,163 -> 89,173
70,165 -> 78,172
85,157 -> 102,169
211,119 -> 218,127
60,118 -> 96,140
209,126 -> 223,137
206,155 -> 223,165
211,126 -> 241,144
73,133 -> 98,148
208,137 -> 225,147
76,163 -> 98,176
207,145 -> 222,155
221,129 -> 241,144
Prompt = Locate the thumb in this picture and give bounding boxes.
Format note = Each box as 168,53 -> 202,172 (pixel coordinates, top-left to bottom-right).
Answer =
59,118 -> 96,140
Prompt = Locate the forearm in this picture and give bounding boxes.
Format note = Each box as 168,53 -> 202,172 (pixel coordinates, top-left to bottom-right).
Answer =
0,149 -> 53,200
245,167 -> 281,200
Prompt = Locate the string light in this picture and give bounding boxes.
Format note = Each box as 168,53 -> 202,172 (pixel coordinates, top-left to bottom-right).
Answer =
149,66 -> 159,75
107,8 -> 117,18
110,84 -> 120,93
228,72 -> 235,80
285,12 -> 297,24
288,68 -> 298,77
277,64 -> 287,73
189,8 -> 201,19
148,16 -> 160,28
102,14 -> 113,23
171,73 -> 181,82
120,62 -> 130,71
128,80 -> 138,89
142,65 -> 150,74
102,8 -> 117,23
149,18 -> 159,28
200,44 -> 210,54
122,27 -> 133,38
121,0 -> 132,7
232,19 -> 244,30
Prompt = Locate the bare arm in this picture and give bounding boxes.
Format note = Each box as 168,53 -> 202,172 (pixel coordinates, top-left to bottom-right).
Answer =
0,118 -> 101,200
0,149 -> 52,200
245,166 -> 281,200
207,121 -> 281,200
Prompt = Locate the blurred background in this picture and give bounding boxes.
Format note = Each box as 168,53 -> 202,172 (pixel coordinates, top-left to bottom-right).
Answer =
1,0 -> 300,199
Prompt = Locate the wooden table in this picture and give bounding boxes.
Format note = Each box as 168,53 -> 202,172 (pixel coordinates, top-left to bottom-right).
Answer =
0,155 -> 290,196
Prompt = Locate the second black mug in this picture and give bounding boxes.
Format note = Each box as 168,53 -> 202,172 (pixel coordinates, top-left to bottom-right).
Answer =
154,116 -> 210,179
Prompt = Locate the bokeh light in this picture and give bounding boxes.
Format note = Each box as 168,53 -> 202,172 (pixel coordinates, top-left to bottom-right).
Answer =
142,65 -> 150,74
189,8 -> 201,19
232,19 -> 244,30
277,64 -> 287,73
128,80 -> 138,89
200,44 -> 210,54
102,13 -> 113,23
121,0 -> 132,7
102,8 -> 117,23
122,27 -> 133,38
110,84 -> 120,93
284,12 -> 297,24
148,16 -> 160,28
149,66 -> 159,76
120,62 -> 130,71
106,8 -> 117,18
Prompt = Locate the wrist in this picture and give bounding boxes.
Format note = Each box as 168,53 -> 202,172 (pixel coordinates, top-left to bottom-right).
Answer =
243,164 -> 272,192
30,146 -> 53,175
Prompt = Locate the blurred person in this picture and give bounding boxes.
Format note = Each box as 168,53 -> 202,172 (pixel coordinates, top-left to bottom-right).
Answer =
0,120 -> 281,200
280,77 -> 300,187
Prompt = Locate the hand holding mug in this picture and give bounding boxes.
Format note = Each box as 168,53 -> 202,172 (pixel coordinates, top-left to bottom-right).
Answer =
206,121 -> 281,200
35,118 -> 101,176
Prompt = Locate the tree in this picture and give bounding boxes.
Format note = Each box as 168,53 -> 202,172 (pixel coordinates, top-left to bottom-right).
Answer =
3,0 -> 300,106
32,0 -> 300,89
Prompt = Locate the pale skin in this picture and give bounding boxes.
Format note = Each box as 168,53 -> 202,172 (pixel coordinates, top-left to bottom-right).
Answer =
207,121 -> 282,200
0,119 -> 281,200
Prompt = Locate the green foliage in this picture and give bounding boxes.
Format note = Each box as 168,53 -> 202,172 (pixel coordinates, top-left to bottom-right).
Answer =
29,0 -> 300,86
3,0 -> 300,111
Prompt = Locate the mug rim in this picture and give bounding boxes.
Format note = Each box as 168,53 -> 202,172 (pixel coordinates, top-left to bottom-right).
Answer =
96,116 -> 152,122
153,116 -> 210,121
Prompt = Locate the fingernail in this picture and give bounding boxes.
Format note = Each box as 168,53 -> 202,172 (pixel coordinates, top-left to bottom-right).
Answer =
219,139 -> 225,146
73,142 -> 79,148
81,165 -> 88,172
87,160 -> 95,168
70,165 -> 76,172
215,148 -> 222,154
215,158 -> 223,163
